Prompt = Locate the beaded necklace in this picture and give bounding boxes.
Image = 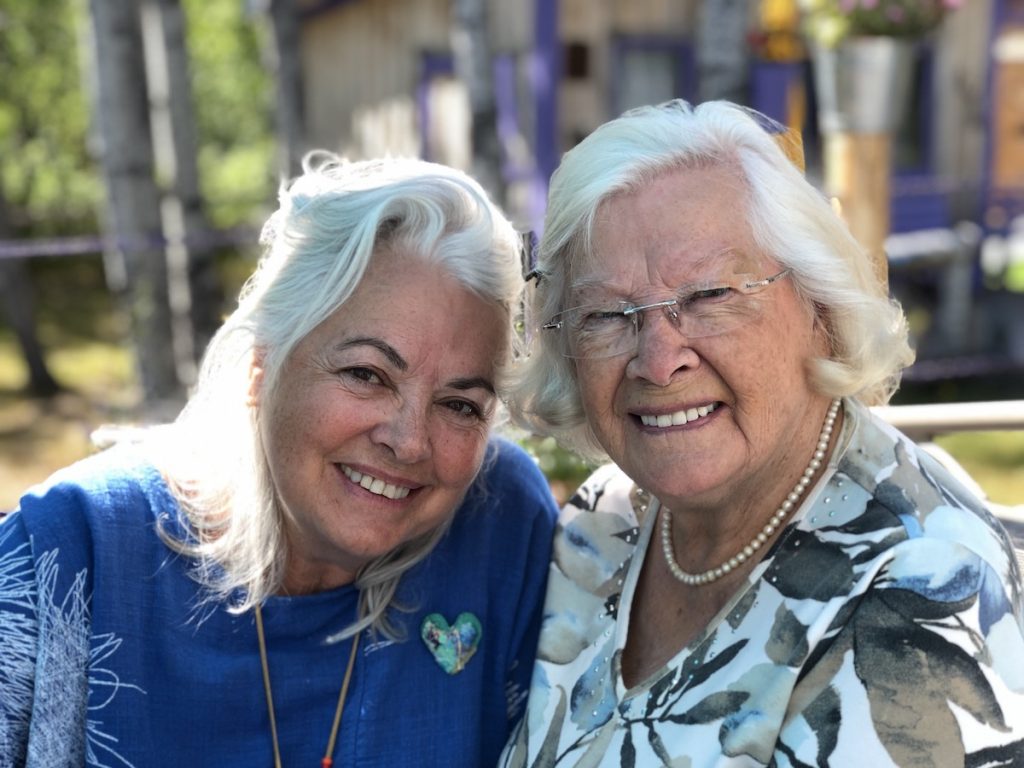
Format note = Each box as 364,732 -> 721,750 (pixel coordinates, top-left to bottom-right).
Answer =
661,398 -> 841,586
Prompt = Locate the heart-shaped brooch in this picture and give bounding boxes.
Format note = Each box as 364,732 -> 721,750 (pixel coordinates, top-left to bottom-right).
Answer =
420,612 -> 482,675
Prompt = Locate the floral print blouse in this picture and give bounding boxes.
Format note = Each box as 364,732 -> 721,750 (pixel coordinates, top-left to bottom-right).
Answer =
500,399 -> 1024,767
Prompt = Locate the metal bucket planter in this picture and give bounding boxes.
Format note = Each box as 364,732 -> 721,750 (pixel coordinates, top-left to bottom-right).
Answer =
811,36 -> 916,134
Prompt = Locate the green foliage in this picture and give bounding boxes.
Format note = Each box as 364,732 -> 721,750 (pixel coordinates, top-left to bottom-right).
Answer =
521,435 -> 594,483
935,431 -> 1024,506
0,0 -> 276,237
0,0 -> 99,231
183,0 -> 276,229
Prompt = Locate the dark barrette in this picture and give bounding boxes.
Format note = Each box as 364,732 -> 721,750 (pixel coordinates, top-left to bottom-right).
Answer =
520,230 -> 542,282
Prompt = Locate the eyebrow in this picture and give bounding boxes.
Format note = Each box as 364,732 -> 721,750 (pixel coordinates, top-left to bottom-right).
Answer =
335,338 -> 496,394
335,337 -> 407,370
448,376 -> 496,396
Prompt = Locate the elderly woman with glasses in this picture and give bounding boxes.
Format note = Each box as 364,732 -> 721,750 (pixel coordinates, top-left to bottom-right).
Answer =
500,100 -> 1024,767
0,153 -> 558,767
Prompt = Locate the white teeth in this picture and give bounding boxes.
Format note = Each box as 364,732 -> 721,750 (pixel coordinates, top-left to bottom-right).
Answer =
381,483 -> 409,500
341,465 -> 411,500
640,402 -> 718,428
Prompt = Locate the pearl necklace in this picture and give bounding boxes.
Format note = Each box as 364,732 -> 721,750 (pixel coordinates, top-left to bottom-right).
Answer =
660,398 -> 841,586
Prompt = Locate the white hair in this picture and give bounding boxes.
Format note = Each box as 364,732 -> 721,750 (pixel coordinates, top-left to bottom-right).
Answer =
151,152 -> 523,638
509,99 -> 914,461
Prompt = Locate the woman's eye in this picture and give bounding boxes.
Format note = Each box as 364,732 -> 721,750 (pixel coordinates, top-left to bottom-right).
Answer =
686,286 -> 732,304
581,309 -> 628,329
341,367 -> 382,385
443,399 -> 484,420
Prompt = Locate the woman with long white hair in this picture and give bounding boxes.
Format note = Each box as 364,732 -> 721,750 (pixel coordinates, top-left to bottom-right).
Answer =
1,153 -> 557,767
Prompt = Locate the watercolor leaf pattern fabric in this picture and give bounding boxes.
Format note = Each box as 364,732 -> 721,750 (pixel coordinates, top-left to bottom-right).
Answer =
500,401 -> 1024,767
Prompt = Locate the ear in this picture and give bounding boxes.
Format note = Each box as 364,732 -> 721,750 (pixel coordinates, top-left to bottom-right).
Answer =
247,349 -> 266,408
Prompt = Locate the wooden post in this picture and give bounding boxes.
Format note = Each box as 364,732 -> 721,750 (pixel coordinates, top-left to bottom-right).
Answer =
811,37 -> 915,296
822,131 -> 891,290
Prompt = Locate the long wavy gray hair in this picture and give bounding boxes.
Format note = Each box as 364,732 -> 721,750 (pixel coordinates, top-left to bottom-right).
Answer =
509,99 -> 913,462
153,152 -> 523,639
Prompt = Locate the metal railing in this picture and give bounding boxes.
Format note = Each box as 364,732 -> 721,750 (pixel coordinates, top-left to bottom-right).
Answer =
872,400 -> 1024,442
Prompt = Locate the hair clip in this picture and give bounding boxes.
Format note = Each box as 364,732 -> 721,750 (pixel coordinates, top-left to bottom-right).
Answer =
520,230 -> 542,282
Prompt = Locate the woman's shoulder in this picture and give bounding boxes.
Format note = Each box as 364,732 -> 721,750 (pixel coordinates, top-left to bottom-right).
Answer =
475,436 -> 557,505
843,399 -> 986,508
13,443 -> 172,538
450,437 -> 560,539
839,401 -> 1019,590
561,462 -> 639,522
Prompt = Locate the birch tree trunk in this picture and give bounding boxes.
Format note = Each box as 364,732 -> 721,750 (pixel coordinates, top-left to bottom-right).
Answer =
451,0 -> 504,203
266,0 -> 306,180
141,0 -> 223,382
87,0 -> 183,412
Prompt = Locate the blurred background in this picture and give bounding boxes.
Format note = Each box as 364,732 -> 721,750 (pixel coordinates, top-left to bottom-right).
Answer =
1,0 -> 1023,513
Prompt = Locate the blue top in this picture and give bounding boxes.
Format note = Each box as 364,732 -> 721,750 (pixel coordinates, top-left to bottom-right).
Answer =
0,437 -> 558,768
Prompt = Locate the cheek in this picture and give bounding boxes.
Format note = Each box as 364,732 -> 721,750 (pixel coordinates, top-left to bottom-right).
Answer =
432,430 -> 490,490
731,322 -> 819,400
575,364 -> 621,419
264,380 -> 336,456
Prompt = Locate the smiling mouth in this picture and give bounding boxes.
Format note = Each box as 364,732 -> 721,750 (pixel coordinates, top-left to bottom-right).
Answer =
340,465 -> 412,500
639,401 -> 719,428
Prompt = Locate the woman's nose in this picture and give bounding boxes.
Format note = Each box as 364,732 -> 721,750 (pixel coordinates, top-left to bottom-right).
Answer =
625,307 -> 700,386
370,402 -> 432,463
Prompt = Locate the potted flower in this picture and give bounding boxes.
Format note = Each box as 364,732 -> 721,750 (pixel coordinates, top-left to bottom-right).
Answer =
800,0 -> 962,134
797,0 -> 963,286
799,0 -> 964,49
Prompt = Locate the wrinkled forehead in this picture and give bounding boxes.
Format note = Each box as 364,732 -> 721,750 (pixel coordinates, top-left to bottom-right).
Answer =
567,246 -> 768,301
